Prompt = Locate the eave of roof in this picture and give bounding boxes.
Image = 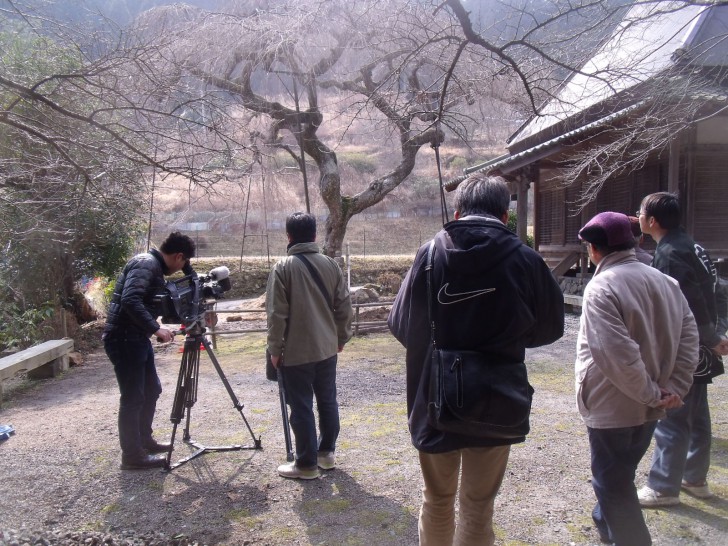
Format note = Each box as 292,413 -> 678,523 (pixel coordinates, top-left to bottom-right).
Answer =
442,2 -> 728,194
443,82 -> 728,193
444,101 -> 645,192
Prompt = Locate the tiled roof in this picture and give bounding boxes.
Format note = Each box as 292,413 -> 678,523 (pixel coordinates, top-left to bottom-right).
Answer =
444,102 -> 645,191
509,3 -> 720,147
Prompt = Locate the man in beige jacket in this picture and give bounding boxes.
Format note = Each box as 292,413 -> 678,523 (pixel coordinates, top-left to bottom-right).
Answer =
266,212 -> 353,480
575,211 -> 698,546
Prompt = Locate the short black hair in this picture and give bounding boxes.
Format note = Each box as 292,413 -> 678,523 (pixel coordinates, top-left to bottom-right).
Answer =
454,173 -> 511,218
160,231 -> 195,259
286,212 -> 316,243
640,192 -> 681,230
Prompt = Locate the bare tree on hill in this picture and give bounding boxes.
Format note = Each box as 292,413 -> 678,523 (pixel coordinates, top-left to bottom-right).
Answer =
3,0 -> 602,266
132,0 -> 509,255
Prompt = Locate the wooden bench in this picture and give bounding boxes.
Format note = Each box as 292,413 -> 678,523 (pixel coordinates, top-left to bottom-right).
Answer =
0,339 -> 74,406
563,293 -> 583,314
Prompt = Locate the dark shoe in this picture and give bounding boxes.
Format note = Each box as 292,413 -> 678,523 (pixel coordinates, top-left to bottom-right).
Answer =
120,453 -> 167,470
142,439 -> 171,454
597,529 -> 613,544
592,514 -> 613,544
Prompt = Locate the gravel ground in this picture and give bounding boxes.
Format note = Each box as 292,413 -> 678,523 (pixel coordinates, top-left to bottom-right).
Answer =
1,312 -> 727,545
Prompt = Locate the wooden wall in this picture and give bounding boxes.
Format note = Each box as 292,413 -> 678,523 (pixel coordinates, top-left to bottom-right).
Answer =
536,161 -> 667,250
535,147 -> 728,259
688,146 -> 728,257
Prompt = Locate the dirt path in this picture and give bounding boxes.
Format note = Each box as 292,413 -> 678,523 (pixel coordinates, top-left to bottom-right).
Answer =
1,314 -> 727,545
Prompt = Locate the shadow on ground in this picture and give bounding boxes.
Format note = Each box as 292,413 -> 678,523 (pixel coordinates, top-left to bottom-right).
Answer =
296,470 -> 418,546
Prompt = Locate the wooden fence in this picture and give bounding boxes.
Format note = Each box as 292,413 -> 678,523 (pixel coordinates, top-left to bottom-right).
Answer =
204,300 -> 394,349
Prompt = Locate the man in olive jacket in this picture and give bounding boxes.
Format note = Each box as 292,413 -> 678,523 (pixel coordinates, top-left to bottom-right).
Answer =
266,212 -> 353,480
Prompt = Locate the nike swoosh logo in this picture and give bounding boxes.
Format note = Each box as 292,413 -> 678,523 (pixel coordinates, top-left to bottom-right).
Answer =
437,283 -> 496,304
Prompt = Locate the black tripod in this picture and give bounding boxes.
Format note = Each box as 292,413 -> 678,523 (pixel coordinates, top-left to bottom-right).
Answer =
165,321 -> 262,471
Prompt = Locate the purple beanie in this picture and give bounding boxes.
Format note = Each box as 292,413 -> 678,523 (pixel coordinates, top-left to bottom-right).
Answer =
578,212 -> 634,247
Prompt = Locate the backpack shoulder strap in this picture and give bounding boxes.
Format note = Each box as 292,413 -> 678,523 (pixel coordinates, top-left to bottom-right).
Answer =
293,253 -> 334,311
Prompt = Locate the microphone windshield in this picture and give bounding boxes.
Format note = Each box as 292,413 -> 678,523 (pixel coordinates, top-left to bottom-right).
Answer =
209,266 -> 230,281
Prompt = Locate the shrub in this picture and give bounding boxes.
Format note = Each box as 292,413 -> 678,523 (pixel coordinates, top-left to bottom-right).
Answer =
448,156 -> 469,172
339,152 -> 377,174
272,151 -> 300,169
82,277 -> 115,316
507,210 -> 534,248
376,272 -> 402,296
0,302 -> 54,351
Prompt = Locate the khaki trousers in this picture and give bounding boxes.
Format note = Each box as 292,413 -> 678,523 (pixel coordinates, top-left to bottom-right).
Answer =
418,446 -> 510,546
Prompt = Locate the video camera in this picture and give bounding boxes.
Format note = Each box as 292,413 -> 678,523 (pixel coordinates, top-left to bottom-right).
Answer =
155,265 -> 231,327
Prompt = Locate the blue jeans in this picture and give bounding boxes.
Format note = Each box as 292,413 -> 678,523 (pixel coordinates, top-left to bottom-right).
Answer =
105,333 -> 162,457
588,422 -> 657,546
282,355 -> 339,468
648,383 -> 711,495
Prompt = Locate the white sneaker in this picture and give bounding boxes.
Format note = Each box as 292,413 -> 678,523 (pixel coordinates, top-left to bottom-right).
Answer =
317,451 -> 336,470
637,485 -> 680,507
277,462 -> 320,480
681,481 -> 712,499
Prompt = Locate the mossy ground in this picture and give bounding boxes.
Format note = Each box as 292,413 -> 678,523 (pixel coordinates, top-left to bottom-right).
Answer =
1,317 -> 727,545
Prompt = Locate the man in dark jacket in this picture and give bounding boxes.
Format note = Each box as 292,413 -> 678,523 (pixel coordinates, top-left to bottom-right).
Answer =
104,232 -> 195,470
637,192 -> 728,505
388,174 -> 564,545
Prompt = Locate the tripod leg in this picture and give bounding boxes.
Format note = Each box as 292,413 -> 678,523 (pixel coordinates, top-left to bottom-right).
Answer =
167,340 -> 201,457
165,422 -> 179,469
181,341 -> 201,441
201,337 -> 262,448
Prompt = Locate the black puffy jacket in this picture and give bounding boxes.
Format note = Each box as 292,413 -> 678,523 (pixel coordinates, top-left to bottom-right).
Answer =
653,228 -> 723,383
388,215 -> 565,452
104,249 -> 168,337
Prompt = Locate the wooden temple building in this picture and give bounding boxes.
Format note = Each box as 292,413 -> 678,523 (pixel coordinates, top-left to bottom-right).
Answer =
448,2 -> 728,277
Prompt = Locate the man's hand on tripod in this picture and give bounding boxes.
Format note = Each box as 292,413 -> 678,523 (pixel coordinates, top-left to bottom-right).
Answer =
155,327 -> 175,343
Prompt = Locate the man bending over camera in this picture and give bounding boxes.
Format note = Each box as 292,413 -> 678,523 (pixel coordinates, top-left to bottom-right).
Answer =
103,232 -> 195,470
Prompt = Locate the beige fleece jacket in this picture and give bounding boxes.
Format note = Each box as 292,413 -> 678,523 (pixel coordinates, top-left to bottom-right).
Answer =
575,250 -> 698,429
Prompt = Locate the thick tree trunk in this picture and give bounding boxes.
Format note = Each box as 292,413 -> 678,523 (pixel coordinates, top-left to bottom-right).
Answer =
324,214 -> 350,258
302,131 -> 351,256
304,124 -> 444,257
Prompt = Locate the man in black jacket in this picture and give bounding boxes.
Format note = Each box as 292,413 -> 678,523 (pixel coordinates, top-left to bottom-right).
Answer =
637,192 -> 728,506
388,174 -> 564,546
104,232 -> 195,470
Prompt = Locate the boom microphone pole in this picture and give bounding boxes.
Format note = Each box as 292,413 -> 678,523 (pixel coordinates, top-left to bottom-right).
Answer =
276,366 -> 294,462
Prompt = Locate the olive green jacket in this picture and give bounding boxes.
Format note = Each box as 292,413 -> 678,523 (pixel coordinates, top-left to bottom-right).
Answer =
266,242 -> 353,366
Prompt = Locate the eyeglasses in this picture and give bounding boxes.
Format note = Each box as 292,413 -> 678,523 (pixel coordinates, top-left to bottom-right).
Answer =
635,210 -> 646,217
